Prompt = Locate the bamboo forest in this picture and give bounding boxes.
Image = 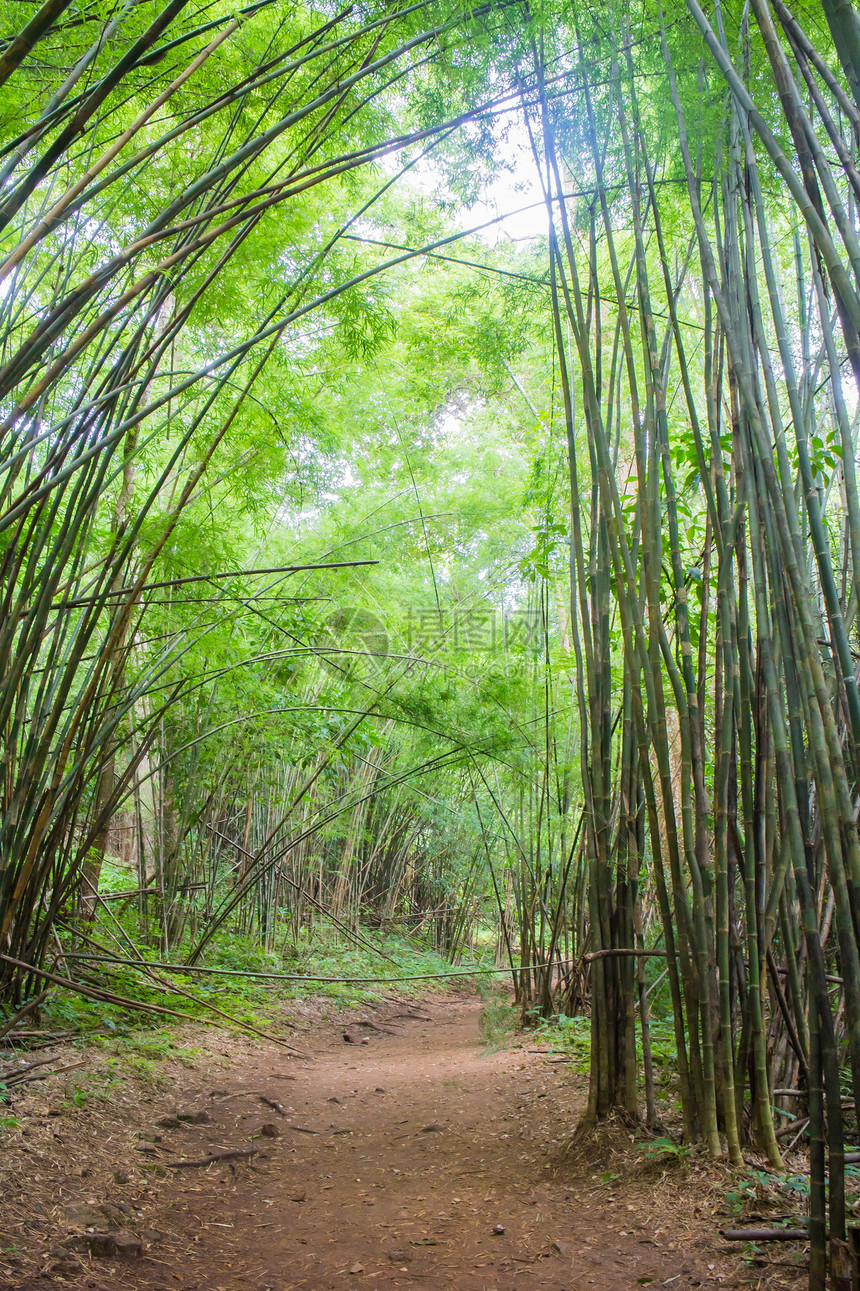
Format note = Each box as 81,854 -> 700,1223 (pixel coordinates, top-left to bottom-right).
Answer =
5,0 -> 860,1287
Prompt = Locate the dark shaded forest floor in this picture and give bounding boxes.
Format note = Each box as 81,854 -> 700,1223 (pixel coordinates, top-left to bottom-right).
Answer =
0,994 -> 802,1291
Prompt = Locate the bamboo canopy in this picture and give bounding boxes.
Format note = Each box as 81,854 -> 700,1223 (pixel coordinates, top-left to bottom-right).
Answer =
3,0 -> 860,1285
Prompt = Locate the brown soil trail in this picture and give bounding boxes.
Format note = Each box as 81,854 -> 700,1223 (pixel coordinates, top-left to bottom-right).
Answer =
2,994 -> 783,1291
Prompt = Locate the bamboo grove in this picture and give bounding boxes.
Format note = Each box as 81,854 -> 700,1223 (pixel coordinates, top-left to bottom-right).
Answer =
4,0 -> 860,1285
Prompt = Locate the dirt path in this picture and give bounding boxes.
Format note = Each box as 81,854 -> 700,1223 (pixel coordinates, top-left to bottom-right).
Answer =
2,994 -> 781,1291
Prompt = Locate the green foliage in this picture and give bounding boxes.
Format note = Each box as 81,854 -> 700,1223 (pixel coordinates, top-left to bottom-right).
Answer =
726,1168 -> 809,1215
2,1 -> 858,1234
479,990 -> 518,1051
40,921 -> 460,1046
531,1014 -> 591,1072
638,1137 -> 694,1165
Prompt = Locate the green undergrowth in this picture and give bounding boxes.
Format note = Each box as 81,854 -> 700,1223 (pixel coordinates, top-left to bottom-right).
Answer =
32,916 -> 477,1061
478,981 -> 518,1051
524,1010 -> 684,1123
528,1010 -> 678,1072
529,1013 -> 590,1070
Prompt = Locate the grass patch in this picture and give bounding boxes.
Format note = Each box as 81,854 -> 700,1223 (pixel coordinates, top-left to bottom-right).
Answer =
479,987 -> 517,1052
34,917 -> 474,1053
